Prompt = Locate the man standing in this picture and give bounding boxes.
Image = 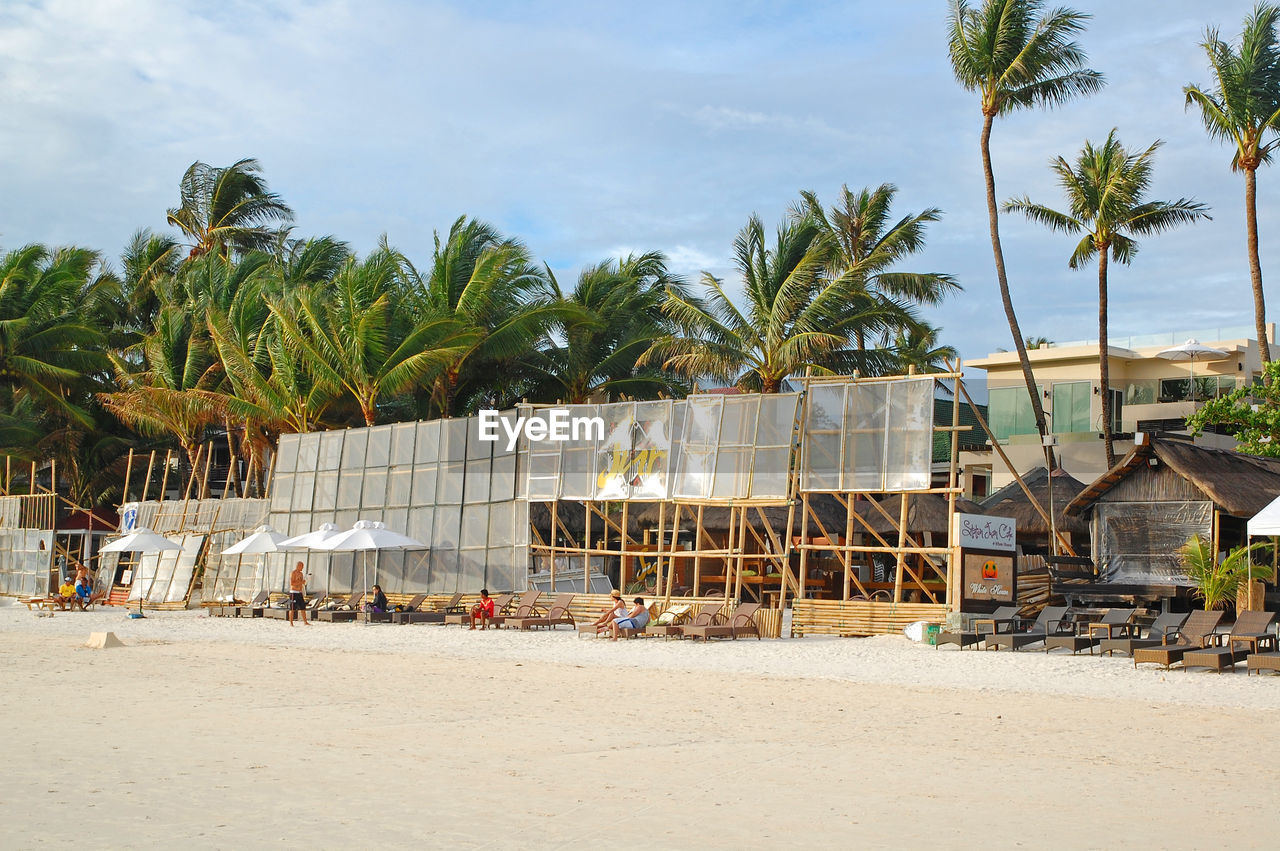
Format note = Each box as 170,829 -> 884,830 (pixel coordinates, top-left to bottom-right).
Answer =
288,561 -> 309,626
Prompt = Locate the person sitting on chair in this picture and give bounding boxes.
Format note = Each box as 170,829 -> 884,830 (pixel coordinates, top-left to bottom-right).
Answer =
366,584 -> 389,613
57,576 -> 77,610
469,588 -> 495,630
592,589 -> 627,635
610,597 -> 650,641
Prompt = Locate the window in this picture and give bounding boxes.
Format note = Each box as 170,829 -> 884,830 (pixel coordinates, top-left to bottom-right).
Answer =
1110,389 -> 1124,434
988,386 -> 1042,441
1159,376 -> 1236,402
1051,381 -> 1092,433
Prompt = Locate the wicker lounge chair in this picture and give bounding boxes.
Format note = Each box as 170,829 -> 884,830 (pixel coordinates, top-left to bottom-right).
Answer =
1096,611 -> 1188,657
681,602 -> 761,641
265,593 -> 325,619
314,591 -> 364,623
365,593 -> 426,623
935,606 -> 1022,650
1044,608 -> 1135,655
1181,611 -> 1277,673
488,590 -> 543,628
509,594 -> 575,630
1246,647 -> 1280,675
1131,609 -> 1224,670
444,593 -> 514,627
232,591 -> 270,617
393,592 -> 464,624
983,606 -> 1070,651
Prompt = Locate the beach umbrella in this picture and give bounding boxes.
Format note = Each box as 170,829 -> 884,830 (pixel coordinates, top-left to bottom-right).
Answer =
1156,339 -> 1229,400
311,520 -> 424,618
222,524 -> 289,555
99,527 -> 184,617
277,522 -> 342,549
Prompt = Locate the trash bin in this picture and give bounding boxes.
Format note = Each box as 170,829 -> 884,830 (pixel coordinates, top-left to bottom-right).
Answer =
924,624 -> 941,646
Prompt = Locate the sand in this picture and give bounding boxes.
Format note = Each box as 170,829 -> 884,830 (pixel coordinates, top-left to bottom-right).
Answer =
1,603 -> 1277,849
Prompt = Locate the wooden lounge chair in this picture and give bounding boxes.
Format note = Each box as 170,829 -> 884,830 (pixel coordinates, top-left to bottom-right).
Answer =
645,603 -> 723,638
681,602 -> 762,641
488,590 -> 542,628
314,592 -> 364,623
366,593 -> 426,623
935,606 -> 1021,650
444,593 -> 514,627
1044,608 -> 1135,655
1097,611 -> 1188,657
983,606 -> 1070,651
393,592 -> 464,624
510,594 -> 576,630
1181,610 -> 1277,673
1132,609 -> 1224,670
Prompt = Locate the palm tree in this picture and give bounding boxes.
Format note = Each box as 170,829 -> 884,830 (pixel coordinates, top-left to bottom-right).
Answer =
404,218 -> 558,416
1185,3 -> 1280,373
801,184 -> 959,350
893,323 -> 959,376
948,0 -> 1104,450
166,158 -> 294,260
523,253 -> 686,404
1006,131 -> 1210,467
272,248 -> 475,426
649,212 -> 917,391
119,228 -> 181,336
1180,534 -> 1273,610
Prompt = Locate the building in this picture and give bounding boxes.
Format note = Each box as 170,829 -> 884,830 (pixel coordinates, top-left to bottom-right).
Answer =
964,325 -> 1275,488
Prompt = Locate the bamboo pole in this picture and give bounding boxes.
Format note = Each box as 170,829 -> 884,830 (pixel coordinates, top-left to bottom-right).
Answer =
798,493 -> 810,601
655,501 -> 666,598
620,501 -> 629,592
947,362 -> 962,611
121,449 -> 135,504
4,455 -> 10,496
156,450 -> 172,503
893,493 -> 909,603
549,501 -> 558,591
29,461 -> 36,495
693,505 -> 704,596
583,498 -> 592,593
198,442 -> 214,500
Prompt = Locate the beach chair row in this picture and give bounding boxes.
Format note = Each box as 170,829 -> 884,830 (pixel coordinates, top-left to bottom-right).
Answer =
937,605 -> 1280,674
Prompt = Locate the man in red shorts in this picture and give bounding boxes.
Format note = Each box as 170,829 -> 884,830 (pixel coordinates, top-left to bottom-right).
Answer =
469,588 -> 495,630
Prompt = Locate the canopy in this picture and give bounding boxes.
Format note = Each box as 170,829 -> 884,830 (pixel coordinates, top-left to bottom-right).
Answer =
1155,339 -> 1229,362
1247,493 -> 1280,536
278,522 -> 342,550
312,520 -> 423,552
99,527 -> 183,553
222,525 -> 289,555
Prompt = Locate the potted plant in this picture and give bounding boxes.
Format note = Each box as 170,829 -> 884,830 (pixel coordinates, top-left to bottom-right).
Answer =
1178,534 -> 1274,610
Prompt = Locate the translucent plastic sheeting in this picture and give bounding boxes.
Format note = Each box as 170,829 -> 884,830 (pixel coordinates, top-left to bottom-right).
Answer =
1095,501 -> 1211,586
127,534 -> 204,603
673,396 -> 721,499
0,529 -> 52,596
801,377 -> 934,492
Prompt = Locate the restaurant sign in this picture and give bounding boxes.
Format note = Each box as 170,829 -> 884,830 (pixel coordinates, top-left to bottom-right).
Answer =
956,513 -> 1017,605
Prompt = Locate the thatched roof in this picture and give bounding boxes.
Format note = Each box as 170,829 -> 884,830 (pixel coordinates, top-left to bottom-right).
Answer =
1066,437 -> 1280,519
982,467 -> 1088,536
859,493 -> 986,535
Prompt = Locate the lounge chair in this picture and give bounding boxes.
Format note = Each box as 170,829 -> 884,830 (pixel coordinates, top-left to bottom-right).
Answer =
444,593 -> 514,627
681,602 -> 762,641
232,591 -> 270,618
644,603 -> 723,638
935,605 -> 1022,650
983,606 -> 1070,651
509,594 -> 576,630
1132,610 -> 1224,670
1247,646 -> 1280,676
1044,608 -> 1135,655
1181,610 -> 1277,673
393,592 -> 464,624
488,590 -> 542,629
1097,611 -> 1188,657
365,593 -> 426,623
265,593 -> 325,620
314,592 -> 365,623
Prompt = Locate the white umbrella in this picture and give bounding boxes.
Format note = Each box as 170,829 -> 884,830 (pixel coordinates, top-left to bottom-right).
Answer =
222,525 -> 289,555
1156,339 -> 1229,401
311,520 -> 424,618
99,527 -> 183,616
277,522 -> 342,550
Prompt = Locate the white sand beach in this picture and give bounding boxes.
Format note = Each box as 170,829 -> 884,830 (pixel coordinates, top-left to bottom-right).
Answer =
2,603 -> 1277,848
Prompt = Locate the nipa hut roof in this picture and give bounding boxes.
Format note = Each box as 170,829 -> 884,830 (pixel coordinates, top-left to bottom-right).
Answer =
1066,436 -> 1280,519
981,467 -> 1088,536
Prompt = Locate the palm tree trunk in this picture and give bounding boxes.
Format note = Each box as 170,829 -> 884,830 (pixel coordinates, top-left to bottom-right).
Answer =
1098,250 -> 1115,469
981,113 -> 1052,463
1245,166 -> 1271,377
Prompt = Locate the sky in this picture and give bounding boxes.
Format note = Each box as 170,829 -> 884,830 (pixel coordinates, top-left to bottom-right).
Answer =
0,0 -> 1274,374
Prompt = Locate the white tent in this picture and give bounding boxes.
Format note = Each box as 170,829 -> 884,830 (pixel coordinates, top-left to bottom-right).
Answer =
1247,494 -> 1280,536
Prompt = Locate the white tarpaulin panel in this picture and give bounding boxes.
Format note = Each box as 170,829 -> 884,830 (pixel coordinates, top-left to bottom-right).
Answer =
802,378 -> 934,492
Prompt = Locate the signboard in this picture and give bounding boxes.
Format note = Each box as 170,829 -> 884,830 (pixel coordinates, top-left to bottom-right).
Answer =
956,512 -> 1017,606
956,513 -> 1015,552
120,502 -> 139,533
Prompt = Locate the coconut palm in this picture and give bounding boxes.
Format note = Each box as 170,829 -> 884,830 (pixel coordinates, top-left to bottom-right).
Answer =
800,184 -> 959,349
948,0 -> 1104,448
272,248 -> 476,426
1185,3 -> 1280,373
1180,534 -> 1273,610
166,158 -> 294,260
522,253 -> 686,404
1005,131 -> 1210,467
893,324 -> 959,378
119,229 -> 181,337
649,212 -> 918,392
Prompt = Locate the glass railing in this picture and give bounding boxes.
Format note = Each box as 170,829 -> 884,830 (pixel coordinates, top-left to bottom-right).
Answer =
1049,326 -> 1258,350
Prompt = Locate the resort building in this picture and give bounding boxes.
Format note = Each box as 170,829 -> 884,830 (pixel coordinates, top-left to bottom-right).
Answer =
964,325 -> 1276,488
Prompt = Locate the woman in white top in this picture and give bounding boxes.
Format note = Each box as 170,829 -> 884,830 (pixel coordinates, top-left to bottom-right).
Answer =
610,597 -> 650,641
